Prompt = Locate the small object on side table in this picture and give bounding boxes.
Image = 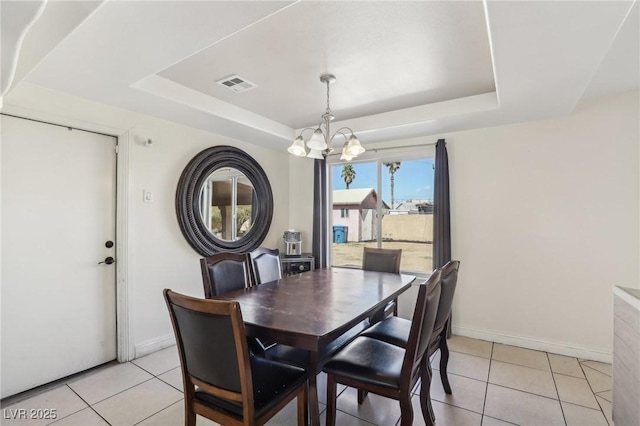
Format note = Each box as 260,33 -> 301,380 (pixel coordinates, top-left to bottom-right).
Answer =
281,253 -> 315,276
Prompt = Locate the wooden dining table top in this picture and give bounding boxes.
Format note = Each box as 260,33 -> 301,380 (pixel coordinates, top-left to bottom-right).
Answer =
216,267 -> 416,350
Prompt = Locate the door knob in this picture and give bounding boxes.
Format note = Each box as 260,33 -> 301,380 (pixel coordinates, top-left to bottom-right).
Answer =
98,256 -> 115,265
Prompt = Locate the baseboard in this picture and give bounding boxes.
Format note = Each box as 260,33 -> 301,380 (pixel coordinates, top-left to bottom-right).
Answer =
134,334 -> 176,359
452,325 -> 613,363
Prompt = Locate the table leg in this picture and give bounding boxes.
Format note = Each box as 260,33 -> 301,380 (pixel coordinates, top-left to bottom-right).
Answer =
308,351 -> 320,426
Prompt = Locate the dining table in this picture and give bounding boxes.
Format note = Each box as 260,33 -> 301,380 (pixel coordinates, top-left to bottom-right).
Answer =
217,267 -> 416,426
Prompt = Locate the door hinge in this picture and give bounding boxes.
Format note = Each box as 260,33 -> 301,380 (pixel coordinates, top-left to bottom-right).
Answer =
115,145 -> 119,154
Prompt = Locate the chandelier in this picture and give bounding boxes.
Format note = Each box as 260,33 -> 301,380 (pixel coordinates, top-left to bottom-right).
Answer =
287,74 -> 365,161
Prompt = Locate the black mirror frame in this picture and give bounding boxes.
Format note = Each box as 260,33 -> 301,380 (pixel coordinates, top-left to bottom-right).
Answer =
176,145 -> 273,256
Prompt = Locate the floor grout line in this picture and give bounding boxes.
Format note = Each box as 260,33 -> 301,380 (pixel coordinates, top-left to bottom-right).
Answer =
448,348 -> 493,360
87,376 -> 157,406
155,375 -> 183,393
432,398 -> 486,417
479,342 -> 494,425
333,404 -> 379,425
562,400 -> 612,412
62,384 -> 113,426
594,395 -> 613,426
546,351 -> 567,426
578,361 -> 612,426
132,400 -> 182,426
550,370 -> 586,379
578,360 -> 612,376
435,368 -> 493,384
482,414 -> 520,425
593,390 -> 612,403
581,364 -> 613,380
487,358 -> 552,373
488,382 -> 565,403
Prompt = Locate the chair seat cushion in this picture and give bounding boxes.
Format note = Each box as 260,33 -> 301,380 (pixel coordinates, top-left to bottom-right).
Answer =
360,317 -> 448,349
195,356 -> 307,418
360,316 -> 411,348
323,336 -> 405,390
266,319 -> 370,370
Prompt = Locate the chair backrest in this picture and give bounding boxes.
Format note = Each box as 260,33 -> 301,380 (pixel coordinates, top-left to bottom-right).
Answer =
249,247 -> 282,285
401,270 -> 442,382
164,289 -> 255,414
362,247 -> 402,273
432,260 -> 460,336
200,253 -> 251,298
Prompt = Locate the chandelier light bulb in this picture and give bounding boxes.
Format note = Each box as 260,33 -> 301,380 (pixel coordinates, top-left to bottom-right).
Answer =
340,144 -> 354,161
344,135 -> 365,157
307,149 -> 324,159
287,136 -> 307,157
306,128 -> 328,151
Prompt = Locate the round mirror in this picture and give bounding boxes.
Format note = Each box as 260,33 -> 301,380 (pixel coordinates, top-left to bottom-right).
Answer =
176,146 -> 273,256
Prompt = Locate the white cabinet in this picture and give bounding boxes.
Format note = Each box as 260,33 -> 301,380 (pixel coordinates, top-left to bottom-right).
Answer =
613,286 -> 640,426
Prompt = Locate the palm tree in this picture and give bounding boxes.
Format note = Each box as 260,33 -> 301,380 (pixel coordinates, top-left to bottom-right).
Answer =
384,162 -> 401,208
341,164 -> 356,189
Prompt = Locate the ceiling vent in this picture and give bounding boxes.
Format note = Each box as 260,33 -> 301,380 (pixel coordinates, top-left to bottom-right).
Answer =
216,75 -> 257,93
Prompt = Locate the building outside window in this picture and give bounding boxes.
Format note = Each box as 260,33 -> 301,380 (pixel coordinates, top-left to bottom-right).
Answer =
329,155 -> 434,273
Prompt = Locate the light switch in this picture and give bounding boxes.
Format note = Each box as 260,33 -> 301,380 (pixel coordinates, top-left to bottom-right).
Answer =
143,190 -> 153,203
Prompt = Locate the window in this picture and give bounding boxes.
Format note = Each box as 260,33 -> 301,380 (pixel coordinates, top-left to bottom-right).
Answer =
330,155 -> 434,273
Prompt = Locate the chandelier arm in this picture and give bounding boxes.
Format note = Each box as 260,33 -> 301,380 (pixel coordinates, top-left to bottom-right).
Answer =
330,127 -> 356,141
330,131 -> 350,144
298,127 -> 319,138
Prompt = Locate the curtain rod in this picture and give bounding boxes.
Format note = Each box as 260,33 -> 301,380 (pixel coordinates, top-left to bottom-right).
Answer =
327,141 -> 437,157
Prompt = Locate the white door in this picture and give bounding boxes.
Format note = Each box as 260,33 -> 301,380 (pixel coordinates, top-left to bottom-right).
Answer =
361,209 -> 373,241
1,115 -> 117,398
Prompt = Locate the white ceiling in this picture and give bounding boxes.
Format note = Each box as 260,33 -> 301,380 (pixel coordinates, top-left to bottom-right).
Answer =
158,1 -> 495,129
1,0 -> 638,150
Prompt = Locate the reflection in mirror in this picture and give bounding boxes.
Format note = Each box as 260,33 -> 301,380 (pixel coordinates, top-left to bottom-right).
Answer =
199,167 -> 255,242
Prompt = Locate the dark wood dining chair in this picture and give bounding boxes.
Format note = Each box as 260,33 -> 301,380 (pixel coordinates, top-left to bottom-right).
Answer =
247,247 -> 283,351
200,252 -> 251,298
323,270 -> 442,426
248,247 -> 282,285
363,247 -> 402,321
164,289 -> 309,426
359,260 -> 460,421
200,252 -> 273,355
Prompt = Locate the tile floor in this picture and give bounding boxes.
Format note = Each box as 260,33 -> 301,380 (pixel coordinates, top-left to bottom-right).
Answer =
0,336 -> 613,426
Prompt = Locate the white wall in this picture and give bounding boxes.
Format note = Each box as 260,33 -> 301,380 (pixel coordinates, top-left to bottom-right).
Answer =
128,119 -> 290,351
2,84 -> 291,356
449,90 -> 638,359
288,156 -> 314,253
290,90 -> 639,359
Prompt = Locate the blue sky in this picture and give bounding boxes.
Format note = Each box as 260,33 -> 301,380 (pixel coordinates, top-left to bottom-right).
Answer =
332,159 -> 434,204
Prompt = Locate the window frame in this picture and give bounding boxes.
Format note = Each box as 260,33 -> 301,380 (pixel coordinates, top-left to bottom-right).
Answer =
326,143 -> 436,274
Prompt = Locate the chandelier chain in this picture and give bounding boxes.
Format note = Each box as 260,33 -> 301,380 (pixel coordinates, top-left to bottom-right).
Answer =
326,80 -> 331,114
